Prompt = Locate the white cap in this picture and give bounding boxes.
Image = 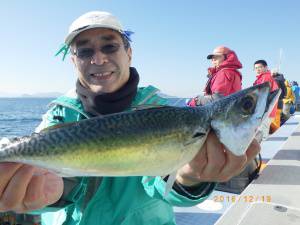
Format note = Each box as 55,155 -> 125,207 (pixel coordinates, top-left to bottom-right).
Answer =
65,11 -> 124,45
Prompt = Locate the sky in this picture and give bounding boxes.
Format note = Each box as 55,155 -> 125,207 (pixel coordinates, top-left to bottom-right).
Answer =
0,0 -> 299,97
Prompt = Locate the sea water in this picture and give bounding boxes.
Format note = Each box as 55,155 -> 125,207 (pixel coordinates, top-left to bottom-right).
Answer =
0,98 -> 54,138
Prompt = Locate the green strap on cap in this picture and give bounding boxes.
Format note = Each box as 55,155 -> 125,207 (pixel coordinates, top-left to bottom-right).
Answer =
55,44 -> 70,61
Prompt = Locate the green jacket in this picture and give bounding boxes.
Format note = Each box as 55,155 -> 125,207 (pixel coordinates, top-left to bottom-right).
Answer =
35,85 -> 215,225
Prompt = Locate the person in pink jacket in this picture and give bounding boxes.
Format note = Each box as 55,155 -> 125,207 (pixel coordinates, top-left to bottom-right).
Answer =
189,46 -> 242,106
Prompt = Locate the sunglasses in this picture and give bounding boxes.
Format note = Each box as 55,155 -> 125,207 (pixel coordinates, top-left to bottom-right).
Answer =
73,43 -> 121,59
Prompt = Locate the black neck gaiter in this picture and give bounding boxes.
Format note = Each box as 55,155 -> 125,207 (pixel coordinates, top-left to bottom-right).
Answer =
76,67 -> 140,116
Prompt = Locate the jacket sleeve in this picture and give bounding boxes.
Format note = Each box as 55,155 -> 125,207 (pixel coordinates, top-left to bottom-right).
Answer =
188,93 -> 223,106
142,176 -> 216,207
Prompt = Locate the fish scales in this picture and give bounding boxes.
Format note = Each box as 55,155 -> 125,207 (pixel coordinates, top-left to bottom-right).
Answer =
0,106 -> 211,176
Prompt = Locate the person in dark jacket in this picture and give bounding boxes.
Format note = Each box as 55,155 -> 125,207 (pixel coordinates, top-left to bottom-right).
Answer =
271,69 -> 287,111
189,46 -> 242,106
271,70 -> 288,126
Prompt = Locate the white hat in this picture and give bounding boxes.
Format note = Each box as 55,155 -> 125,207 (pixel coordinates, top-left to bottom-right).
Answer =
65,11 -> 124,45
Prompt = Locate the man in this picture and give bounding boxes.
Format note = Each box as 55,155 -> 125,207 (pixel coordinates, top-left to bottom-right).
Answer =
0,11 -> 260,225
189,46 -> 242,106
253,60 -> 279,134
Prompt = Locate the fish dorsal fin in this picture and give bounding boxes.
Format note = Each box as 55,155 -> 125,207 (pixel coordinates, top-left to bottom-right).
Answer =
132,104 -> 174,111
40,122 -> 77,132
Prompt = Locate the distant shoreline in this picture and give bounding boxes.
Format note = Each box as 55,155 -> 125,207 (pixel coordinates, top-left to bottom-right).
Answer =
0,97 -> 57,99
0,93 -> 63,98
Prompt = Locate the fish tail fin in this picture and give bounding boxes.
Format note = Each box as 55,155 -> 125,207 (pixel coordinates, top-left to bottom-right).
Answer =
0,138 -> 11,160
0,137 -> 11,148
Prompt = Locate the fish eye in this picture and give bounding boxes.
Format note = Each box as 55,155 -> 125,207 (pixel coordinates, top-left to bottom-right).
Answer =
240,95 -> 256,114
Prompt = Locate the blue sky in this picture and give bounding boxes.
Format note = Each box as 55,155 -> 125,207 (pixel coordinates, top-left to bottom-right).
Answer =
1,0 -> 299,97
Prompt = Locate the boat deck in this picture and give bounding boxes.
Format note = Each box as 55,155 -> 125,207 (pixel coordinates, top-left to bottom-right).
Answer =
175,113 -> 300,225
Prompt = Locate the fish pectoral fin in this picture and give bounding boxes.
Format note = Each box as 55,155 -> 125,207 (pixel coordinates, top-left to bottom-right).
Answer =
183,129 -> 207,146
40,122 -> 78,132
192,132 -> 207,139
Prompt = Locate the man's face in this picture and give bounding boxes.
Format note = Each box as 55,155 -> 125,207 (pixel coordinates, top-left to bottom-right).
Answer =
254,63 -> 267,75
71,28 -> 132,93
211,55 -> 225,67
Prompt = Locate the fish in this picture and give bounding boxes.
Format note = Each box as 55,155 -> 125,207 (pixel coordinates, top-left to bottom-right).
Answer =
0,83 -> 279,178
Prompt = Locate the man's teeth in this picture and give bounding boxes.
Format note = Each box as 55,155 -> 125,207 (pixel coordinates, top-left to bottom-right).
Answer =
93,72 -> 111,77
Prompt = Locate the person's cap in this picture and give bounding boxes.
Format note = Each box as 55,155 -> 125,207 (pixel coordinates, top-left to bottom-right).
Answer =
65,11 -> 124,45
207,46 -> 231,59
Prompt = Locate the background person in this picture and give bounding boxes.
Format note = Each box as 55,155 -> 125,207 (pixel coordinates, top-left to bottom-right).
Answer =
253,60 -> 279,134
282,80 -> 295,123
188,46 -> 242,106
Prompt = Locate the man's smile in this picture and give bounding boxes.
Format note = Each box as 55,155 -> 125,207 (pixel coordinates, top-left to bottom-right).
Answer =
90,72 -> 114,80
